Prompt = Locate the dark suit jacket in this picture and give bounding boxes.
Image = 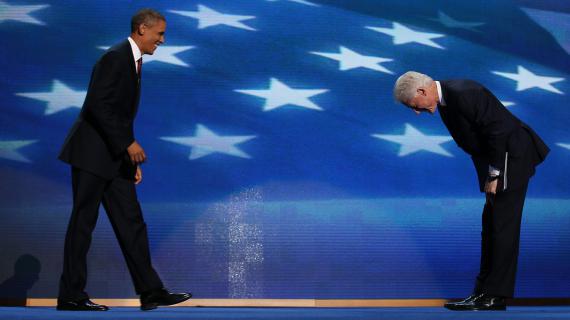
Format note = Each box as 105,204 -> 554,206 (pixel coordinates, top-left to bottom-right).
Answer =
59,40 -> 141,179
438,80 -> 549,192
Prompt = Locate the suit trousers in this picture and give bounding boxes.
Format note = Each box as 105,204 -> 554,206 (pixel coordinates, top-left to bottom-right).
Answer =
58,167 -> 163,300
474,180 -> 529,298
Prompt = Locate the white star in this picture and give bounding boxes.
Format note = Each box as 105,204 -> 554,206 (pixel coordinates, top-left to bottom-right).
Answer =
492,65 -> 565,94
16,80 -> 85,115
98,45 -> 194,67
366,22 -> 446,49
169,5 -> 256,31
310,46 -> 393,74
0,140 -> 37,163
429,10 -> 484,31
0,1 -> 49,25
500,101 -> 515,107
372,123 -> 454,157
161,124 -> 256,160
557,143 -> 570,150
266,0 -> 319,7
235,78 -> 328,111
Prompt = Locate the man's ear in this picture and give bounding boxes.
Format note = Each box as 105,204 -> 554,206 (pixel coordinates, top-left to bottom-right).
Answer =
137,24 -> 146,36
417,88 -> 426,96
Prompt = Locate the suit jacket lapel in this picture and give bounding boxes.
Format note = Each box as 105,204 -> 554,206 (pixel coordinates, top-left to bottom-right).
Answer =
121,40 -> 138,84
438,82 -> 451,127
119,40 -> 141,116
440,81 -> 453,108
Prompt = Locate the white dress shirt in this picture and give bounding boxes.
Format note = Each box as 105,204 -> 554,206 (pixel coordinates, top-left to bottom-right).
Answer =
127,37 -> 142,74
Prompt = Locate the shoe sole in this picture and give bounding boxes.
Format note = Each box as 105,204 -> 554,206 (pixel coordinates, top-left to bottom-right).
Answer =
140,295 -> 192,311
444,306 -> 506,311
56,307 -> 109,311
140,303 -> 158,311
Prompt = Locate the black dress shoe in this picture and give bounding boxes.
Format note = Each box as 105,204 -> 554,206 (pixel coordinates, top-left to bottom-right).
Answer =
140,288 -> 192,311
444,293 -> 506,311
56,299 -> 109,311
444,293 -> 480,310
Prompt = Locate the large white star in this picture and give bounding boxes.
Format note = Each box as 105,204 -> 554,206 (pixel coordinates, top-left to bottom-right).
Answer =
0,1 -> 49,25
372,123 -> 454,157
169,5 -> 256,31
366,22 -> 446,49
161,124 -> 256,160
557,143 -> 570,150
235,78 -> 328,112
500,100 -> 515,107
492,65 -> 565,94
266,0 -> 319,7
16,80 -> 85,115
98,45 -> 194,67
429,10 -> 484,31
310,46 -> 393,74
0,140 -> 37,163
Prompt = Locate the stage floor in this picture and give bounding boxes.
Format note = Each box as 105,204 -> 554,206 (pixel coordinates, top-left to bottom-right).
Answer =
0,307 -> 569,320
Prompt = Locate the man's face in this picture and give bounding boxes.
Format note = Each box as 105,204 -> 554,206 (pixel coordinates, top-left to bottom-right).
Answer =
405,87 -> 438,115
138,20 -> 166,55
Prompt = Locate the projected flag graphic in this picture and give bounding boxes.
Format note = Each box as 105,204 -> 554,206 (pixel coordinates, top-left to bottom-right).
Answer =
0,0 -> 568,299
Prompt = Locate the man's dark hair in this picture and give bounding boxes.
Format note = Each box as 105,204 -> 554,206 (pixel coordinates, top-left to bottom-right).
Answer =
131,9 -> 165,33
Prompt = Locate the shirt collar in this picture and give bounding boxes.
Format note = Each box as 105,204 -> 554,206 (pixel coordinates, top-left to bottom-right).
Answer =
435,81 -> 446,106
127,37 -> 142,62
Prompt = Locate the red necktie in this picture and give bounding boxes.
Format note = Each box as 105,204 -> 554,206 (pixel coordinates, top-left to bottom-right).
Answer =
136,58 -> 142,77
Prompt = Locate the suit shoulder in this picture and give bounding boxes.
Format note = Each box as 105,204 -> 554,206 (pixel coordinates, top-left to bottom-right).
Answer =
444,79 -> 483,89
97,41 -> 130,64
444,79 -> 487,96
95,50 -> 128,71
99,50 -> 122,61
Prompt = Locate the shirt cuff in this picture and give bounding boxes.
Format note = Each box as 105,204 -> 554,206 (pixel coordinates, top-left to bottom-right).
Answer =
488,165 -> 500,177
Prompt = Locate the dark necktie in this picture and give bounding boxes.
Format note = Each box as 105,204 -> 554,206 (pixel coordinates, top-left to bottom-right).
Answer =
136,57 -> 142,78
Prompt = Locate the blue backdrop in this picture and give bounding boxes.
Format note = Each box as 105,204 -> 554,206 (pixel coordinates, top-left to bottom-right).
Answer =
0,0 -> 569,299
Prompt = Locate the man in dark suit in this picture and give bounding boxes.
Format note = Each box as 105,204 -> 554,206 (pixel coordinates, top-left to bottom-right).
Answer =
57,9 -> 191,311
393,71 -> 549,311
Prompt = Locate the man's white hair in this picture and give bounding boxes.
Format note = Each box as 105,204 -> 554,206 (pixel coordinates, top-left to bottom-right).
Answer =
393,71 -> 434,103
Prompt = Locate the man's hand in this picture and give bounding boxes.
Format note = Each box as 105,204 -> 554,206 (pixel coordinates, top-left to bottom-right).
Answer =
135,165 -> 142,185
127,141 -> 146,165
484,178 -> 498,195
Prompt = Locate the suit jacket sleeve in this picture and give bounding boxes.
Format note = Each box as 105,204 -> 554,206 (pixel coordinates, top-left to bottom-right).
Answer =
457,85 -> 513,172
84,51 -> 135,156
